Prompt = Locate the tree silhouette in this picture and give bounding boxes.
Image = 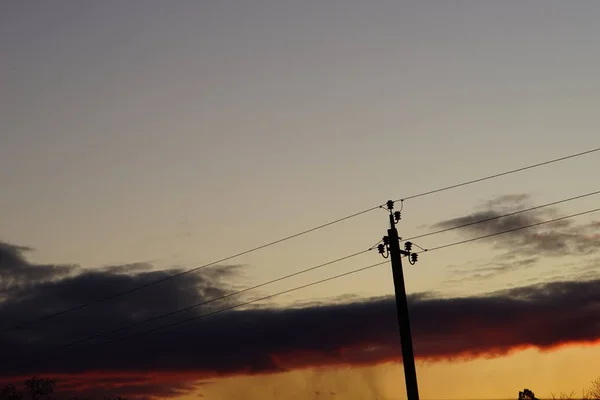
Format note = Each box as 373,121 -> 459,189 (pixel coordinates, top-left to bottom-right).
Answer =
549,377 -> 600,400
0,384 -> 23,400
24,377 -> 56,400
519,389 -> 539,400
551,391 -> 577,400
584,377 -> 600,400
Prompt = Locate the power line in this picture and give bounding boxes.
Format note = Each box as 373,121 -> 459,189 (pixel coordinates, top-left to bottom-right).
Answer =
12,250 -> 371,362
421,207 -> 600,253
7,189 -> 600,360
405,189 -> 600,241
1,209 -> 378,333
15,188 -> 599,359
4,146 -> 598,333
7,205 -> 600,373
398,147 -> 600,201
6,260 -> 390,373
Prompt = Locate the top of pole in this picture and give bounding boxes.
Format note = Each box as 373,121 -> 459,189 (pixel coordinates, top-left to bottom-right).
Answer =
386,200 -> 394,210
386,201 -> 396,228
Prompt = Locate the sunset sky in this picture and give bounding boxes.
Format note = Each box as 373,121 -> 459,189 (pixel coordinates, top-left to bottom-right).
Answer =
1,1 -> 599,399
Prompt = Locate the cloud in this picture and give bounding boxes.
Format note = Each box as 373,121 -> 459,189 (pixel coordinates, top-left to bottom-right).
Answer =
430,194 -> 600,257
0,241 -> 240,398
0,242 -> 76,298
485,194 -> 531,210
445,257 -> 539,285
1,239 -> 600,398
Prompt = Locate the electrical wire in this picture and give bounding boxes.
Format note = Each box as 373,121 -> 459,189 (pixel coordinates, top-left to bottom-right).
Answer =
11,249 -> 371,363
397,147 -> 600,201
15,189 -> 598,363
1,208 -> 378,333
405,189 -> 600,241
6,205 -> 600,373
420,207 -> 600,253
6,260 -> 389,373
4,146 -> 598,333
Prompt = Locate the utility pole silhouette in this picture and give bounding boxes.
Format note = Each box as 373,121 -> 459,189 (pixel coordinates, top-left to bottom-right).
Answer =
377,200 -> 420,400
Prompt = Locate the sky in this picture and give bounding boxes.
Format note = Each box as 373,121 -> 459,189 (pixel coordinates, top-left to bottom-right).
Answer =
1,0 -> 599,399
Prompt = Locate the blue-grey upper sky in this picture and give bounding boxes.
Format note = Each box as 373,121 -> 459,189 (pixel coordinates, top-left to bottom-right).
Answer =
2,0 -> 599,302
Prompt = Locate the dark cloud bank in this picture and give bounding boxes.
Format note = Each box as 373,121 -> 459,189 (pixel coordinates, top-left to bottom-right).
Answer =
0,195 -> 598,398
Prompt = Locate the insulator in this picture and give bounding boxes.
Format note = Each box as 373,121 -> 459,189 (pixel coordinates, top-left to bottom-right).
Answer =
411,253 -> 418,263
394,211 -> 401,222
377,244 -> 386,254
386,200 -> 394,210
382,236 -> 389,245
404,241 -> 413,252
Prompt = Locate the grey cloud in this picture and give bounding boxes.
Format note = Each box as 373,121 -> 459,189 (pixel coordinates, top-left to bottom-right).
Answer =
0,240 -> 242,398
445,257 -> 539,285
1,238 -> 599,399
1,254 -> 599,378
430,195 -> 600,257
0,241 -> 77,300
3,276 -> 599,373
484,193 -> 531,210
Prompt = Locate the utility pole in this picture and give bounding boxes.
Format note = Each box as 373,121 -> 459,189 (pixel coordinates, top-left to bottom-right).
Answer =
377,200 -> 420,400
